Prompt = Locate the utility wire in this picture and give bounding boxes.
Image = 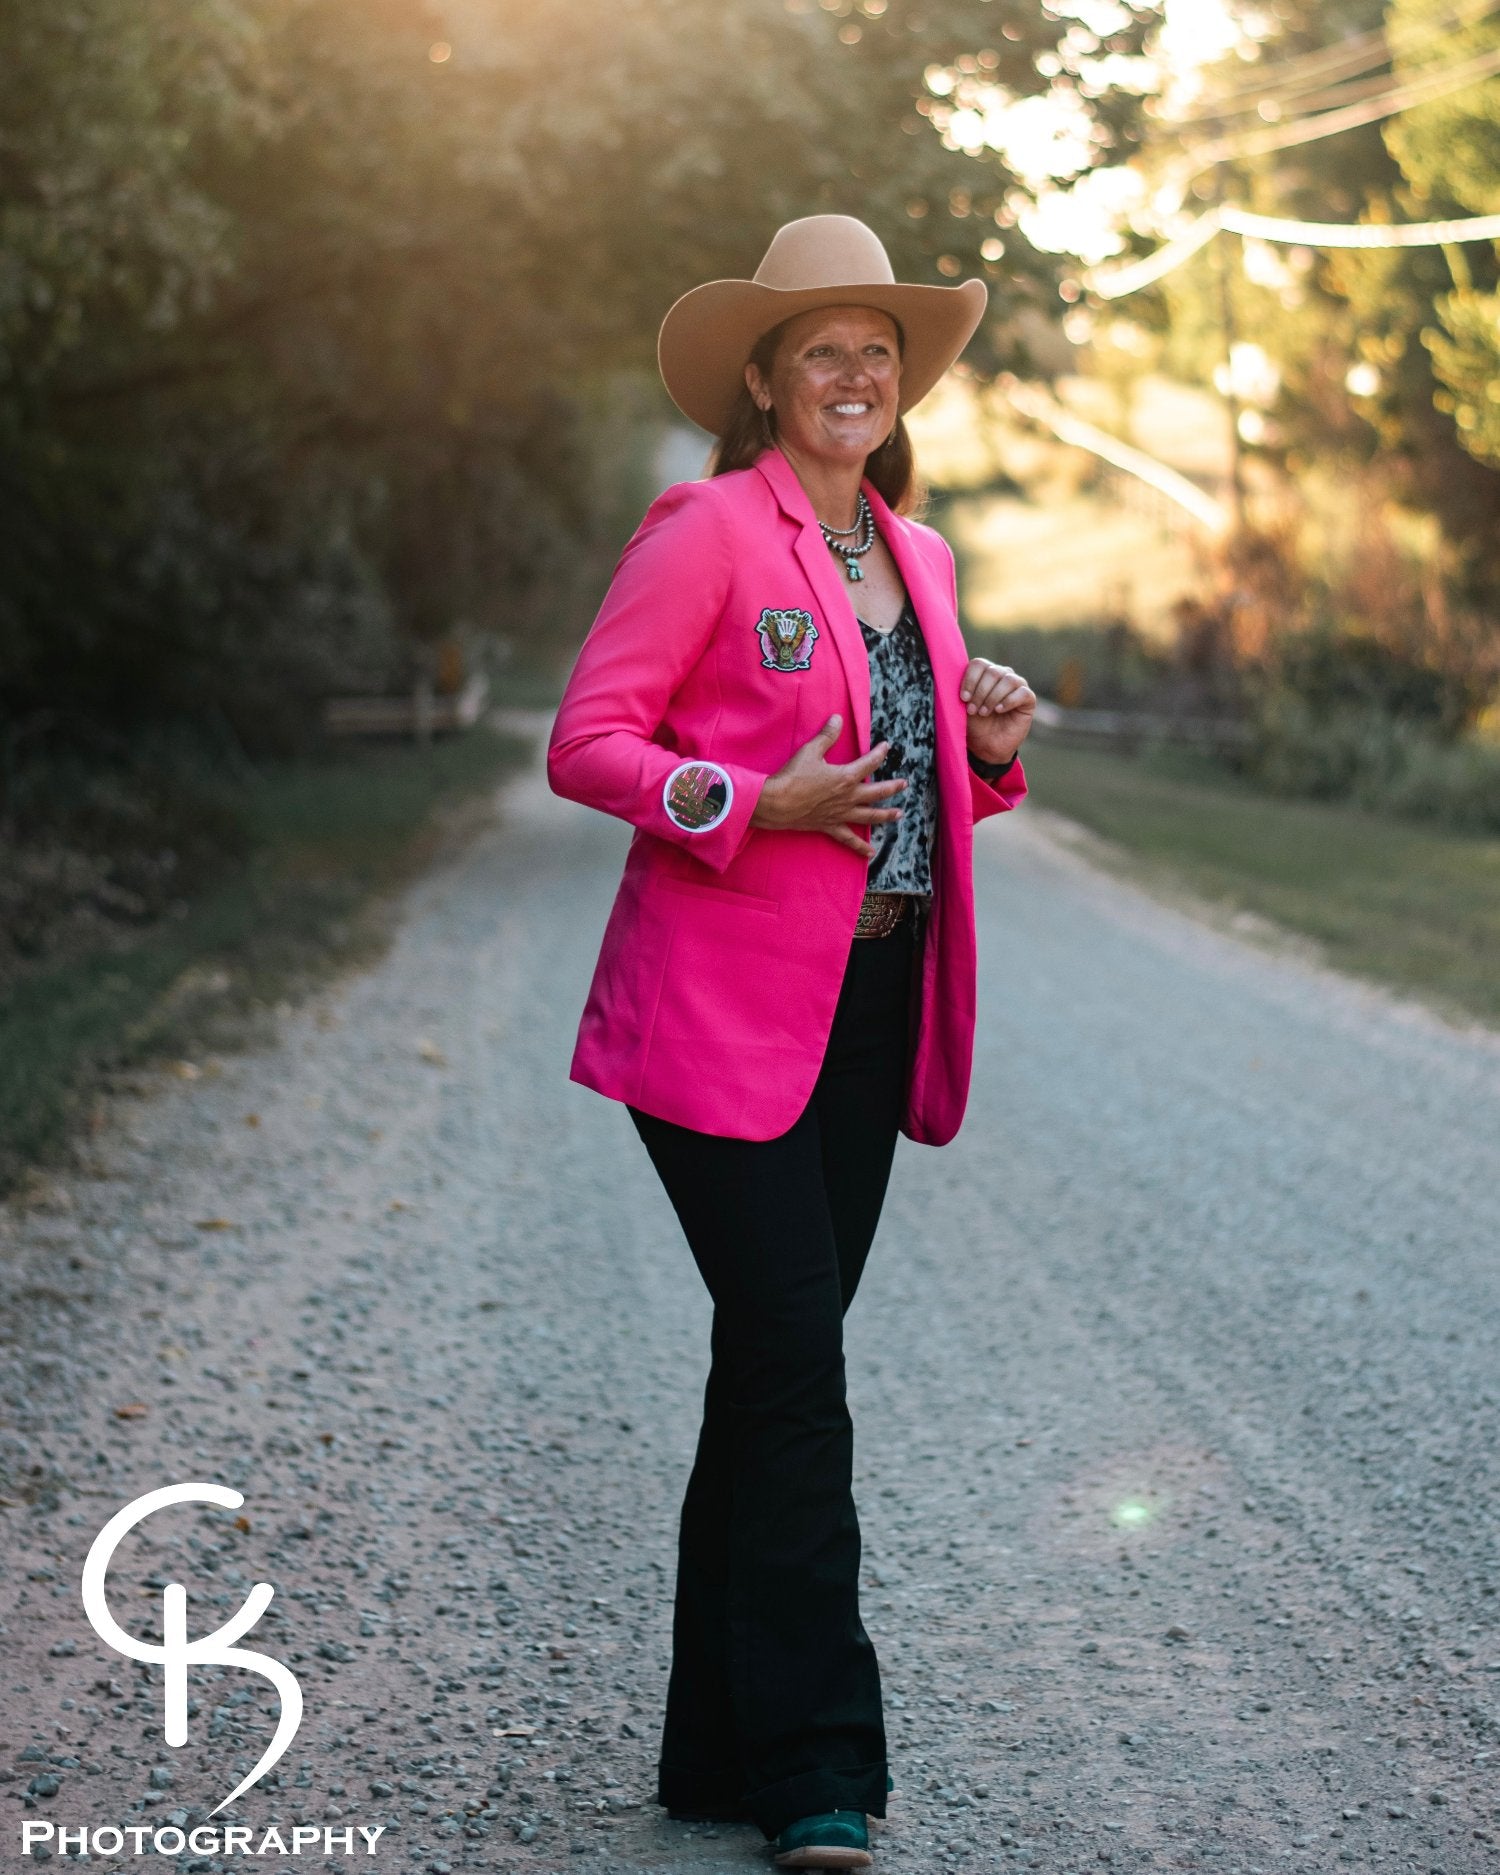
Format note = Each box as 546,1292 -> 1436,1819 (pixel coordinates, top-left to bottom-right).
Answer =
1086,204 -> 1500,301
997,379 -> 1231,534
1176,53 -> 1491,128
1087,211 -> 1226,301
1226,203 -> 1500,247
1165,0 -> 1500,123
1176,42 -> 1500,180
1168,40 -> 1390,118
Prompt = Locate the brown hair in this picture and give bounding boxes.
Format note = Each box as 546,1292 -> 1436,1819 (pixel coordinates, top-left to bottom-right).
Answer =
707,312 -> 924,516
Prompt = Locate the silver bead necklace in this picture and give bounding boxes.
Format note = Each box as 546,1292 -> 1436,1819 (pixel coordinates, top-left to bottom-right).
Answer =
819,492 -> 875,582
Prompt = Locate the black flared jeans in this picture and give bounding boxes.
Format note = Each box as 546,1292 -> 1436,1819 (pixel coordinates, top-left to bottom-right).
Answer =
628,913 -> 918,1842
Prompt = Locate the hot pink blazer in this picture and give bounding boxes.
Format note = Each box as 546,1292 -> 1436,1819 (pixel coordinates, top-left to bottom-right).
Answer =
546,444 -> 1027,1146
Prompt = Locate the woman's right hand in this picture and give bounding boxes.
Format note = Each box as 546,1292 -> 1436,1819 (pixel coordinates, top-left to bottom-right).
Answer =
749,714 -> 906,860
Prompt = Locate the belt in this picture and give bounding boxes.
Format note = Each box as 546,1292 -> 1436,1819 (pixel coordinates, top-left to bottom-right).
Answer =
854,890 -> 921,939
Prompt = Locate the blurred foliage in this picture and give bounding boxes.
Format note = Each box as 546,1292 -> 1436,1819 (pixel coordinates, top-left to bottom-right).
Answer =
1260,621 -> 1482,734
1114,0 -> 1500,595
0,0 -> 1164,1004
1384,0 -> 1500,470
0,0 -> 1159,767
0,723 -> 530,1192
970,619 -> 1176,709
1241,688 -> 1500,830
1170,499 -> 1500,828
1065,0 -> 1500,834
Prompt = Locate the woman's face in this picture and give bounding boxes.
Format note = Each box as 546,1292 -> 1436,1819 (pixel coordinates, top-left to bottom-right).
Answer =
745,305 -> 902,471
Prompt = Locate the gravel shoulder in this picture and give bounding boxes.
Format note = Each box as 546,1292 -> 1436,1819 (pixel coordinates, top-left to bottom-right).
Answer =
2,715 -> 1497,1874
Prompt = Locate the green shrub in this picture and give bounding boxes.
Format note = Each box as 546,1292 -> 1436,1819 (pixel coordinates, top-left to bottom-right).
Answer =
1238,688 -> 1500,832
966,620 -> 1175,710
1266,623 -> 1484,737
1377,728 -> 1500,833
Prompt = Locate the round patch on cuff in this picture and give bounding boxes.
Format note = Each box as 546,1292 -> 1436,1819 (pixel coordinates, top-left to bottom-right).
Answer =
663,760 -> 733,833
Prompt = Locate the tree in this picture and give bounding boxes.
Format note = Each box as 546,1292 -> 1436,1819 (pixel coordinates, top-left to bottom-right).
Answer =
0,0 -> 1160,748
1384,0 -> 1500,476
1109,0 -> 1500,597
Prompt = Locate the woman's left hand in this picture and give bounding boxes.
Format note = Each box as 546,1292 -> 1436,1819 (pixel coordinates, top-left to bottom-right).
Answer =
960,658 -> 1036,766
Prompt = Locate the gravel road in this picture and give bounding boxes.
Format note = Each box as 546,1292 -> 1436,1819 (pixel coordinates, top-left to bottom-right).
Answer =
2,713 -> 1498,1875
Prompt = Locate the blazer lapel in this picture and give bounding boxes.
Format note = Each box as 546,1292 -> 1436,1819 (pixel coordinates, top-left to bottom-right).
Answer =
859,478 -> 953,669
862,483 -> 967,723
860,477 -> 970,805
751,448 -> 967,775
753,447 -> 872,755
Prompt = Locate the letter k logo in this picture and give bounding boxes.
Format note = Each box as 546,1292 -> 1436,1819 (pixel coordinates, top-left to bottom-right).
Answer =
81,1484 -> 303,1815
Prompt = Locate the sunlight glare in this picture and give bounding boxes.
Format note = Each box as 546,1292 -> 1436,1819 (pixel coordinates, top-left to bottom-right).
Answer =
1156,0 -> 1243,75
1021,164 -> 1149,264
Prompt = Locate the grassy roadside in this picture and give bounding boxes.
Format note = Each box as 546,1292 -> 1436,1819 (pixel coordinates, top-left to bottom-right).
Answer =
1021,740 -> 1500,1029
0,723 -> 533,1194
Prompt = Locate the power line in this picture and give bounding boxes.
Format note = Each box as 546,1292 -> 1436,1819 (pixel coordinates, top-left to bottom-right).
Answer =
998,378 -> 1231,534
1166,0 -> 1500,125
1177,54 -> 1490,129
1175,27 -> 1391,109
1086,211 -> 1226,301
1226,203 -> 1500,248
1178,42 -> 1500,180
1085,203 -> 1500,301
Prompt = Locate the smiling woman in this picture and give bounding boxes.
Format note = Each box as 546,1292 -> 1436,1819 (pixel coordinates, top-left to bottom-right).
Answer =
713,305 -> 915,524
547,214 -> 1036,1872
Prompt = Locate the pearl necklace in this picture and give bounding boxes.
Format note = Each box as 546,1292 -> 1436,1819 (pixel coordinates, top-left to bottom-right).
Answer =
819,492 -> 875,582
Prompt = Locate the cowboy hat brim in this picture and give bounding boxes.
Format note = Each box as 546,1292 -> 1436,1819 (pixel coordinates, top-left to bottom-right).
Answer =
657,276 -> 988,438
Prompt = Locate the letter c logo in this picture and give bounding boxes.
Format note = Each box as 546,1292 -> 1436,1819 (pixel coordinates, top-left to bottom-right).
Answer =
82,1484 -> 303,1816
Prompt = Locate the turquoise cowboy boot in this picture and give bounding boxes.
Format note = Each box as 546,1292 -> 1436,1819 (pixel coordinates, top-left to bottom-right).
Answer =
771,1809 -> 872,1869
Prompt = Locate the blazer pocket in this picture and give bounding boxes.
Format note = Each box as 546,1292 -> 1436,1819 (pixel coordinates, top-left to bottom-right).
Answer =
657,874 -> 780,916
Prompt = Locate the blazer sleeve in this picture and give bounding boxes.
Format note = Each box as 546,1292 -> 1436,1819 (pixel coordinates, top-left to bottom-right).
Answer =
933,529 -> 1030,824
970,749 -> 1029,823
546,478 -> 769,875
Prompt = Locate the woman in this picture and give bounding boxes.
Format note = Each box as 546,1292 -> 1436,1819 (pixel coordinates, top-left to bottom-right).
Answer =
547,214 -> 1035,1871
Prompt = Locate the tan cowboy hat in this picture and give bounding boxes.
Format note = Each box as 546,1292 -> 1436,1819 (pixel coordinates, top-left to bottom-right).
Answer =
657,214 -> 988,437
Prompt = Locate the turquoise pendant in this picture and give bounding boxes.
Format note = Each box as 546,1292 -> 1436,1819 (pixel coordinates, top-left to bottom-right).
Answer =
846,559 -> 864,581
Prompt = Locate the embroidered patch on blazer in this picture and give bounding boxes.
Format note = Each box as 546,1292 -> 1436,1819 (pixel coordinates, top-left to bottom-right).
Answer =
755,607 -> 819,672
663,760 -> 733,833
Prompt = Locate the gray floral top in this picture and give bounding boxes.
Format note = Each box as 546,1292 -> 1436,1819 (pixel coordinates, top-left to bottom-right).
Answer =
859,596 -> 937,897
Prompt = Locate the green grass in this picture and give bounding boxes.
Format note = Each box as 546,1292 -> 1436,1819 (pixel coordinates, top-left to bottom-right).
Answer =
1024,740 -> 1500,1027
0,724 -> 531,1193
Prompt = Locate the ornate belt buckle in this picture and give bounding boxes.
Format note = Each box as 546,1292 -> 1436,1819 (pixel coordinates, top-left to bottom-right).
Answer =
854,891 -> 907,939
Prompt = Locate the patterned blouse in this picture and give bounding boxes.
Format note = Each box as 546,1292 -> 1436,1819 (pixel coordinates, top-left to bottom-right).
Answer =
859,595 -> 937,897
